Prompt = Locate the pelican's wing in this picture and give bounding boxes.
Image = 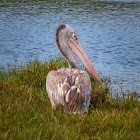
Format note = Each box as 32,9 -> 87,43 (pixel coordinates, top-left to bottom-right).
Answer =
46,68 -> 71,108
65,70 -> 91,114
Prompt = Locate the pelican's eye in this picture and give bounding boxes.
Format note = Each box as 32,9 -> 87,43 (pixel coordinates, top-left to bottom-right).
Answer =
72,33 -> 77,40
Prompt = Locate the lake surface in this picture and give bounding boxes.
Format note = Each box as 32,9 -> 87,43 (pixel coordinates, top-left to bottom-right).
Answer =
0,0 -> 140,94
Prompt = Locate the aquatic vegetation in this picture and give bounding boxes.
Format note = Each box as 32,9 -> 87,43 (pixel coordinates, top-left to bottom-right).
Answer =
0,57 -> 139,140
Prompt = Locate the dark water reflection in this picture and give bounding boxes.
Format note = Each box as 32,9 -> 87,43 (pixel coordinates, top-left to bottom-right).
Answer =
0,0 -> 140,93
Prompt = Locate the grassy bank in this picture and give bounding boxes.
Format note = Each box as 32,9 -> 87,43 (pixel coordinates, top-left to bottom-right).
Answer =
0,57 -> 139,140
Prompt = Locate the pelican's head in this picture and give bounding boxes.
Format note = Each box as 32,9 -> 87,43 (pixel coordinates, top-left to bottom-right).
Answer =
56,24 -> 103,86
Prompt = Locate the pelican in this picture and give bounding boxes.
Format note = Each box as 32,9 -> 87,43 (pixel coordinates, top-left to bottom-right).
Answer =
46,24 -> 103,114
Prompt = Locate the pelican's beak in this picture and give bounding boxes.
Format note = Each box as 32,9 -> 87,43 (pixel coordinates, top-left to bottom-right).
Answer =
68,39 -> 103,86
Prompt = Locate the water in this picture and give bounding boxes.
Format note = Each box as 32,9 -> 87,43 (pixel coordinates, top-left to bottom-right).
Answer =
0,0 -> 140,93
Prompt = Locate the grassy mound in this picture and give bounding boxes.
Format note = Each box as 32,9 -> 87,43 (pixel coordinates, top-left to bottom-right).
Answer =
0,57 -> 139,140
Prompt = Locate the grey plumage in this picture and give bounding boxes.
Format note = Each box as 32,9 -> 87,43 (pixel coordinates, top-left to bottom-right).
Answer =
46,68 -> 91,114
46,24 -> 103,114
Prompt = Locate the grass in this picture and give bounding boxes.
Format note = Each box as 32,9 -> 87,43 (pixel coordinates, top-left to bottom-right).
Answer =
0,57 -> 139,140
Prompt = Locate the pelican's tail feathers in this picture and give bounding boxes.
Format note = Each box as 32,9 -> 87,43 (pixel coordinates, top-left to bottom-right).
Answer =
64,85 -> 84,114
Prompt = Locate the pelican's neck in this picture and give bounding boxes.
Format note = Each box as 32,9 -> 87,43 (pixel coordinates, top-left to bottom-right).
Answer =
66,53 -> 80,69
62,45 -> 80,70
57,42 -> 80,69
